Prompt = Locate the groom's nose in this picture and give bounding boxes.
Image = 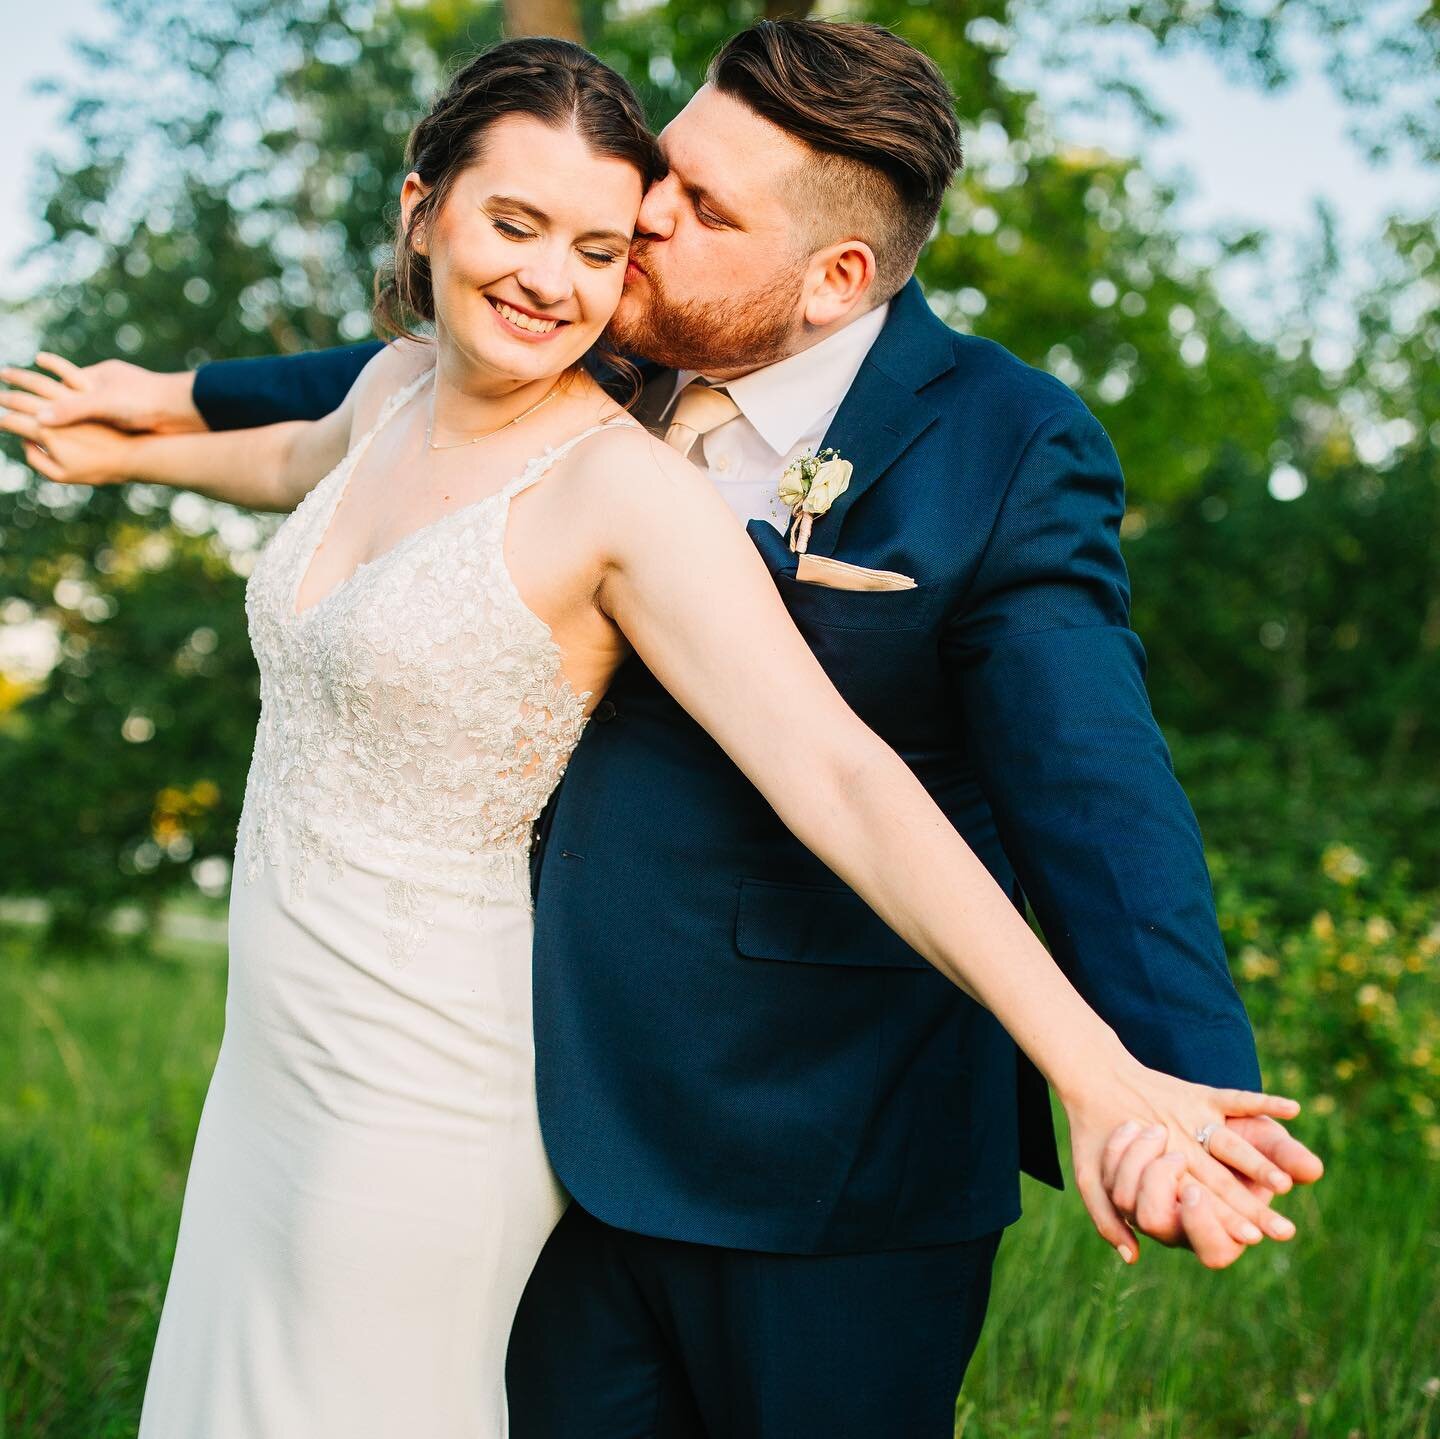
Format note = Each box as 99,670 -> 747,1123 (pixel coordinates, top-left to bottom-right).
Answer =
635,176 -> 676,242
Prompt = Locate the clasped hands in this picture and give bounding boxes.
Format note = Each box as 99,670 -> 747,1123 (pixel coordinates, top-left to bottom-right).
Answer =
1078,1068 -> 1323,1271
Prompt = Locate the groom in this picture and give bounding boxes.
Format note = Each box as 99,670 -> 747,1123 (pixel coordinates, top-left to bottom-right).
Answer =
32,19 -> 1319,1437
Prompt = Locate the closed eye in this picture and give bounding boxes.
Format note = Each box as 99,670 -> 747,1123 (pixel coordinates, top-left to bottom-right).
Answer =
494,219 -> 534,240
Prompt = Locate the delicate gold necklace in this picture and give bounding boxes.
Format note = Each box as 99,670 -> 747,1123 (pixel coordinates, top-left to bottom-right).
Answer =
425,380 -> 562,452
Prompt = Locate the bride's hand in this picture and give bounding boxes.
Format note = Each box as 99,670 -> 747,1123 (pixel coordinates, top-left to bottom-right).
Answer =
1,352 -> 205,434
1098,1112 -> 1324,1267
0,403 -> 138,487
1060,1055 -> 1307,1266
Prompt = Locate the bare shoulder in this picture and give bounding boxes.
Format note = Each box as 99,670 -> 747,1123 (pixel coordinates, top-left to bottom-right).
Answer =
564,418 -> 753,569
348,337 -> 437,437
569,420 -> 715,509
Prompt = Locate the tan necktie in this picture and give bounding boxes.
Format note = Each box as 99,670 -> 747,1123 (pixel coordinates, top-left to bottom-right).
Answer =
664,380 -> 741,461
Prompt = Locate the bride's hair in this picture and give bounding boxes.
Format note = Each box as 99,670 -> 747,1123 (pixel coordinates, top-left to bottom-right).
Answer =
373,37 -> 661,342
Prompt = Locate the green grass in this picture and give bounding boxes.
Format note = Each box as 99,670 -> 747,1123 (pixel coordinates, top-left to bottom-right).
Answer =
1,926 -> 1437,1438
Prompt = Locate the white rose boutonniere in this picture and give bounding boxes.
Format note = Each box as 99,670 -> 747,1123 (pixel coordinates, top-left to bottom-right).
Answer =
777,448 -> 853,553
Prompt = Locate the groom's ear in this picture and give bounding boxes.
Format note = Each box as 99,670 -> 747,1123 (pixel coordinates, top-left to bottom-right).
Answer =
399,172 -> 434,257
801,239 -> 878,329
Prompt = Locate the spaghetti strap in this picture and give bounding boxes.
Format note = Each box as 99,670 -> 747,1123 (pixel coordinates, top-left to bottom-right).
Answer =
504,414 -> 641,502
349,366 -> 434,466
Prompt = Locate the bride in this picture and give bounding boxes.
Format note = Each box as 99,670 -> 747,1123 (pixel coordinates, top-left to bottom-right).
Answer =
3,36 -> 1303,1439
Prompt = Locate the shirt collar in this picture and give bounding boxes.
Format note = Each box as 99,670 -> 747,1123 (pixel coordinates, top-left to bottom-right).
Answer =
669,300 -> 890,458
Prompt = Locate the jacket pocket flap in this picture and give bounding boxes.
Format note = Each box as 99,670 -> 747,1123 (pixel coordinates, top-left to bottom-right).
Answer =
735,878 -> 932,970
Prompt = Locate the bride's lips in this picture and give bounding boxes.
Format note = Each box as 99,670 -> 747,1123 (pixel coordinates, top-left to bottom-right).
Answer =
485,294 -> 571,342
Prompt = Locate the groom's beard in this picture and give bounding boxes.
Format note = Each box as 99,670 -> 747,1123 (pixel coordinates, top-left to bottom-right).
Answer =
605,245 -> 807,374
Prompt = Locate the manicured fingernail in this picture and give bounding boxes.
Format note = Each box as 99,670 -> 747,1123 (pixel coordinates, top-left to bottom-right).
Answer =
1182,1184 -> 1201,1205
1116,1244 -> 1134,1263
1271,1170 -> 1292,1191
1115,1120 -> 1141,1137
1242,1222 -> 1264,1243
1144,1124 -> 1166,1139
1271,1215 -> 1296,1238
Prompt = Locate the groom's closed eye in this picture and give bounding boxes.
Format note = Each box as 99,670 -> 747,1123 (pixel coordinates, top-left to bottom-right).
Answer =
671,171 -> 739,230
692,196 -> 733,230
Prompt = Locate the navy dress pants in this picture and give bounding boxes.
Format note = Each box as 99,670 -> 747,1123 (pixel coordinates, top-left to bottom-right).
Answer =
506,1203 -> 1005,1439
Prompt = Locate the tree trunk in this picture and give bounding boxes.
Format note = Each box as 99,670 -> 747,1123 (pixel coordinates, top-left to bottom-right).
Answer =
503,0 -> 583,41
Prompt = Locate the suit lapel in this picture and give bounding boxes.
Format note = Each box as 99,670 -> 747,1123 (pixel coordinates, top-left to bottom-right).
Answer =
745,514 -> 798,578
803,279 -> 956,560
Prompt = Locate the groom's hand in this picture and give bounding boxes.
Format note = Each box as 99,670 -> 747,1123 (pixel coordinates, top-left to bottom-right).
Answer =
1100,1115 -> 1323,1269
0,353 -> 206,435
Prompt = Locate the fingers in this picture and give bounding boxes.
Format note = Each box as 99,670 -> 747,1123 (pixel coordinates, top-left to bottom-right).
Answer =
1213,1088 -> 1301,1121
1226,1114 -> 1326,1185
1133,1150 -> 1186,1242
0,409 -> 42,444
1076,1161 -> 1139,1265
1104,1123 -> 1170,1222
0,389 -> 47,417
1100,1120 -> 1143,1193
1128,1150 -> 1266,1256
34,352 -> 87,388
22,441 -> 61,482
0,366 -> 64,402
1205,1122 -> 1296,1195
1178,1180 -> 1249,1270
1189,1143 -> 1296,1241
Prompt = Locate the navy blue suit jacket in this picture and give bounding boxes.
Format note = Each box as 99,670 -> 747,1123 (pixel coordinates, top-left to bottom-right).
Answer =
194,279 -> 1262,1253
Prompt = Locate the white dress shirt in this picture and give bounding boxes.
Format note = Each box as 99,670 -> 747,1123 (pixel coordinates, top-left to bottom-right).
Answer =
664,301 -> 891,533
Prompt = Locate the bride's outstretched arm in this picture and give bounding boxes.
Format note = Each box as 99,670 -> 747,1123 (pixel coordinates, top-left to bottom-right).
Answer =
587,430 -> 1310,1263
0,340 -> 428,511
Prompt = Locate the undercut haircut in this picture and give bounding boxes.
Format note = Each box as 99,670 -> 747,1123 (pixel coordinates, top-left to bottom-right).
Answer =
708,19 -> 963,302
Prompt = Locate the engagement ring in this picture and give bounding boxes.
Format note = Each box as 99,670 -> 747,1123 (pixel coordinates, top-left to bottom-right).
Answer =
1195,1122 -> 1219,1153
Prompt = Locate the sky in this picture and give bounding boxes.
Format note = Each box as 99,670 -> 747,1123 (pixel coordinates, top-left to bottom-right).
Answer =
1,2 -> 1435,330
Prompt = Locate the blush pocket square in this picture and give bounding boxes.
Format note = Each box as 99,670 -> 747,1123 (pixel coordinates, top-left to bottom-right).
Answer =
794,554 -> 917,592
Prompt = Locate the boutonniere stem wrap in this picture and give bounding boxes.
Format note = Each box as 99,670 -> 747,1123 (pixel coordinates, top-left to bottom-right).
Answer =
777,448 -> 853,553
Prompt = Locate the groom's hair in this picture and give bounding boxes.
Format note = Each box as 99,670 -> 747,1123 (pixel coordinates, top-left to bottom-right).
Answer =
708,20 -> 962,302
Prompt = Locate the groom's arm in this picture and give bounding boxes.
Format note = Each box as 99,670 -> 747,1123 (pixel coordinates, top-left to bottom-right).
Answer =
942,396 -> 1262,1090
193,341 -> 384,430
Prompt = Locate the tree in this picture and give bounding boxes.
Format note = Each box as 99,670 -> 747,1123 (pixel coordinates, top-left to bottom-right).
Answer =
504,0 -> 582,41
1,0 -> 1433,936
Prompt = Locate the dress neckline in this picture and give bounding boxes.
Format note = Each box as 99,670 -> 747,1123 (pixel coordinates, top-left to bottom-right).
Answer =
290,369 -> 634,623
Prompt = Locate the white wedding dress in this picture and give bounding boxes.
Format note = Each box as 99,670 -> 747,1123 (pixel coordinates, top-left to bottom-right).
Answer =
138,372 -> 634,1438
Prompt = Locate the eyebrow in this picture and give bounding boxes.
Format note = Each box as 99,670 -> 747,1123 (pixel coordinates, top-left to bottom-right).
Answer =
485,194 -> 631,246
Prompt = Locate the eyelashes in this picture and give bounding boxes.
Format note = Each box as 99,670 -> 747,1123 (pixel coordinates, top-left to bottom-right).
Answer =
492,219 -> 621,267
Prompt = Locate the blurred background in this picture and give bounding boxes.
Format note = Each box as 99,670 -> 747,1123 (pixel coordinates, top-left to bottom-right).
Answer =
1,1 -> 1437,1435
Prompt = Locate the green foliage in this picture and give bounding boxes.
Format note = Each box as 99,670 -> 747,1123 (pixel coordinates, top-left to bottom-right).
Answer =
0,0 -> 1435,959
0,530 -> 256,936
0,930 -> 226,1437
1211,847 -> 1440,1165
2,922 -> 1436,1437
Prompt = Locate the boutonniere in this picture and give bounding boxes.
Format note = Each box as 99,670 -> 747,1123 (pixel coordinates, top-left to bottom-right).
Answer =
777,448 -> 853,553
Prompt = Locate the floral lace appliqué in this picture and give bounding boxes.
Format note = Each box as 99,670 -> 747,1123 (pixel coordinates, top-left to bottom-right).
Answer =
235,371 -> 633,967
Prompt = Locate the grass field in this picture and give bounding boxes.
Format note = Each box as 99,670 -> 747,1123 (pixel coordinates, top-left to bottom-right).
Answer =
2,926 -> 1437,1439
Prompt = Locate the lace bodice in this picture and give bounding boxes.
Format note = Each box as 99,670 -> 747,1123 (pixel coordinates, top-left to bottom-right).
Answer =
238,369 -> 634,965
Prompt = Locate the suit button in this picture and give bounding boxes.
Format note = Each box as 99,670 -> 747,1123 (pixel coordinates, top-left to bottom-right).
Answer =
592,699 -> 617,723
